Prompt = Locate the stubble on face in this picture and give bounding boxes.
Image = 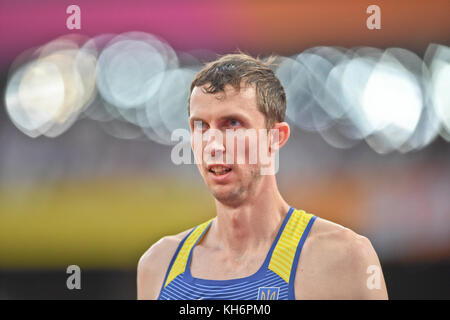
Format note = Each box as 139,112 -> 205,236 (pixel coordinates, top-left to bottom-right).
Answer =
210,163 -> 263,207
190,83 -> 270,207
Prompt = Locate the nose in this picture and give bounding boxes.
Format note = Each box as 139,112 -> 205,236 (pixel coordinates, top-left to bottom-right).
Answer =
203,130 -> 225,160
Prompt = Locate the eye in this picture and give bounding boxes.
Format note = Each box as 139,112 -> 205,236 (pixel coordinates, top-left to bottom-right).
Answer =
229,119 -> 242,127
193,120 -> 207,131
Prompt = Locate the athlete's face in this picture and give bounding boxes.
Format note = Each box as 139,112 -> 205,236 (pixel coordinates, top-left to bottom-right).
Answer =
189,83 -> 270,206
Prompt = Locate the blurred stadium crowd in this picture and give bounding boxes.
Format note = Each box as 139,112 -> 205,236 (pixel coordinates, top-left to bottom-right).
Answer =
1,31 -> 449,267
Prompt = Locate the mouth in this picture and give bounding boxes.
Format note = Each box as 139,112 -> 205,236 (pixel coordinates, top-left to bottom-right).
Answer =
207,164 -> 232,176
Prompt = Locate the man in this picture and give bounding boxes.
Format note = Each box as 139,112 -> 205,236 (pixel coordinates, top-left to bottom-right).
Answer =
137,53 -> 388,300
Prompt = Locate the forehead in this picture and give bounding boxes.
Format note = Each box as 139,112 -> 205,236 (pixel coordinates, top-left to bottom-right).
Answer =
189,83 -> 259,118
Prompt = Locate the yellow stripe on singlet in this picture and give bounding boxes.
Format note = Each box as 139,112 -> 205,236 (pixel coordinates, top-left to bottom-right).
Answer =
268,209 -> 315,283
164,218 -> 214,288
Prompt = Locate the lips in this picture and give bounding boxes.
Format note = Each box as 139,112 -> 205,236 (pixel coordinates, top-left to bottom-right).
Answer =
207,164 -> 232,176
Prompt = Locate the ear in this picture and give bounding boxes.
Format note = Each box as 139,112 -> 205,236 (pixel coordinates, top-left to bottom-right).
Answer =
269,122 -> 290,152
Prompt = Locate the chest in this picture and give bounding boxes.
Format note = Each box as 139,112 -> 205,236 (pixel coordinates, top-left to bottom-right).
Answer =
189,246 -> 269,280
188,247 -> 324,299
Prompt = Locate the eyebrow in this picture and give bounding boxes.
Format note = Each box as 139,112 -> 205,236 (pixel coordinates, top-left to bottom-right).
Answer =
189,116 -> 205,124
189,113 -> 251,124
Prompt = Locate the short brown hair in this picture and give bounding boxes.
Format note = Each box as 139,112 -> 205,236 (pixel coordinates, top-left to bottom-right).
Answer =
188,53 -> 286,128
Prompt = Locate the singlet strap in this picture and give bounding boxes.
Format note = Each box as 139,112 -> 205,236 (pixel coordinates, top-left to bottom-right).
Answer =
163,217 -> 214,288
268,209 -> 316,283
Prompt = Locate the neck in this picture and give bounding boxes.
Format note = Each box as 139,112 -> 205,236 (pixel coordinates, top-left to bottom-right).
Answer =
211,177 -> 290,258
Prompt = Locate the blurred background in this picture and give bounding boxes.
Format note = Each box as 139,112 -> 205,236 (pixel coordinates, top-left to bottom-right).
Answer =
0,0 -> 449,299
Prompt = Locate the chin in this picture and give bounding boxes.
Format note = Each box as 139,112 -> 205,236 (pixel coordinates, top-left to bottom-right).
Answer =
210,186 -> 243,205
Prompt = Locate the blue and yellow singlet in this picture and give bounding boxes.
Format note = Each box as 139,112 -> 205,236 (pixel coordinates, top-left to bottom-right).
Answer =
158,206 -> 317,300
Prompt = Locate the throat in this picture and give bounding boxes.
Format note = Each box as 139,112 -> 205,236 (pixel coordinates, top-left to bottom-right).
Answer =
215,212 -> 283,255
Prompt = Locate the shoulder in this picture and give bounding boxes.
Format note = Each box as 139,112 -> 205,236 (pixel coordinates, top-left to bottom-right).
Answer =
137,227 -> 193,300
294,216 -> 388,299
138,228 -> 193,270
305,217 -> 374,267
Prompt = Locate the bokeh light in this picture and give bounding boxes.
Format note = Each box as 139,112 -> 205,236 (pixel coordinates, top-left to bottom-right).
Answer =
3,33 -> 450,153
